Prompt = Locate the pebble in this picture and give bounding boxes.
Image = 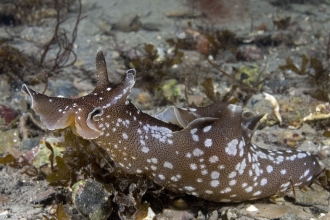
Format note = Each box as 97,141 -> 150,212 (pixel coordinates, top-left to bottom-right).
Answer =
116,14 -> 141,32
246,205 -> 258,212
72,179 -> 113,220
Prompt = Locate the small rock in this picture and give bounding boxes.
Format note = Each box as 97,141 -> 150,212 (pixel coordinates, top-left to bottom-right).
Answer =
195,210 -> 205,220
241,203 -> 313,219
142,207 -> 156,220
246,205 -> 258,212
116,14 -> 141,32
72,179 -> 113,220
0,104 -> 18,129
236,45 -> 264,61
20,137 -> 40,151
171,198 -> 188,209
208,210 -> 218,220
141,22 -> 161,31
165,10 -> 203,18
220,208 -> 239,220
287,183 -> 330,206
156,209 -> 195,220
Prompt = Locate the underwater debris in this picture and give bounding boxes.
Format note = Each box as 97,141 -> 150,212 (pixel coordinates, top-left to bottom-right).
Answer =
1,0 -> 85,93
0,154 -> 15,164
119,43 -> 184,91
185,0 -> 249,22
43,203 -> 69,220
279,54 -> 330,102
202,29 -> 239,59
0,104 -> 18,130
207,59 -> 260,102
0,150 -> 39,177
115,13 -> 141,32
273,17 -> 291,30
317,168 -> 330,192
200,78 -> 221,103
263,92 -> 282,124
0,0 -> 61,27
0,45 -> 41,85
270,0 -> 322,7
39,0 -> 86,74
157,79 -> 185,104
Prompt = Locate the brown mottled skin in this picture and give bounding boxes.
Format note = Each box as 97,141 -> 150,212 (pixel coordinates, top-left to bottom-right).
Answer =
22,50 -> 323,202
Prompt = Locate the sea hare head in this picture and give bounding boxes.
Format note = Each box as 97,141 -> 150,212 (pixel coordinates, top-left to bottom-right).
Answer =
22,50 -> 136,139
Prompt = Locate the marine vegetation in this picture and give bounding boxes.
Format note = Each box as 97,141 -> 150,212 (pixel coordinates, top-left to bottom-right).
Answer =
0,0 -> 84,92
279,54 -> 330,102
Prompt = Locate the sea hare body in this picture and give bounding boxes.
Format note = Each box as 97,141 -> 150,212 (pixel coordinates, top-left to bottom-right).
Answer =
22,50 -> 322,202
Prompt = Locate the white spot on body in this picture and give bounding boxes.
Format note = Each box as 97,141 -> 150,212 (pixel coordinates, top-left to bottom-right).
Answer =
235,158 -> 247,175
141,146 -> 150,153
297,153 -> 306,159
190,163 -> 197,170
193,148 -> 204,157
218,165 -> 225,170
186,152 -> 192,158
204,139 -> 213,147
253,191 -> 262,196
211,171 -> 220,179
210,180 -> 220,187
201,170 -> 208,175
196,178 -> 203,183
228,171 -> 237,179
209,155 -> 219,163
190,128 -> 197,134
163,161 -> 173,169
171,176 -> 179,182
245,186 -> 253,193
225,139 -> 238,156
266,165 -> 273,173
260,178 -> 267,186
192,135 -> 199,142
238,139 -> 245,157
229,179 -> 237,186
203,125 -> 212,132
184,186 -> 195,191
302,169 -> 310,178
205,190 -> 213,194
276,155 -> 284,164
221,187 -> 232,193
228,104 -> 242,113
